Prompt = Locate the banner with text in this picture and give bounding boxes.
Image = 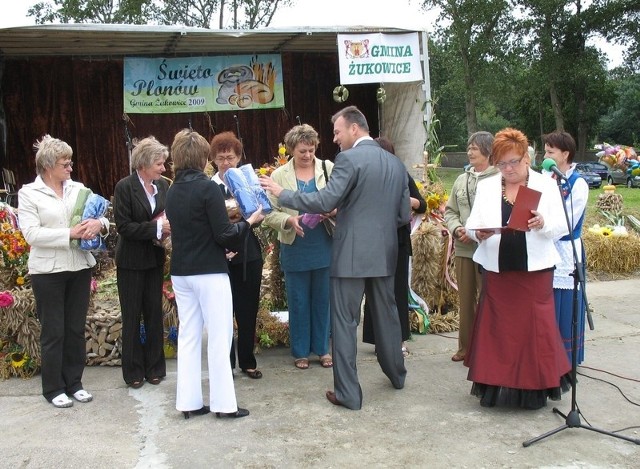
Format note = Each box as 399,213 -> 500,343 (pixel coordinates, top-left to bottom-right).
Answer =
337,33 -> 422,85
124,55 -> 284,114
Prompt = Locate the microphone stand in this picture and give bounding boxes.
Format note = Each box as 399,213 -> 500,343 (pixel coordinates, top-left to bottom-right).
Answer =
523,174 -> 640,447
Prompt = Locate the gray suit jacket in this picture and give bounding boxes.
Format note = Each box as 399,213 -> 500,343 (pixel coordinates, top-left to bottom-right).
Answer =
279,139 -> 410,278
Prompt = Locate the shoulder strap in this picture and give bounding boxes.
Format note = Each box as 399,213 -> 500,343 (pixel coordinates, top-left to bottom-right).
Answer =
322,160 -> 329,182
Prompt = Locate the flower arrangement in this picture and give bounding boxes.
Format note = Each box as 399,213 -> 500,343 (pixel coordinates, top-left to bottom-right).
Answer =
415,178 -> 448,223
595,143 -> 639,173
587,224 -> 628,237
0,203 -> 29,289
256,143 -> 290,176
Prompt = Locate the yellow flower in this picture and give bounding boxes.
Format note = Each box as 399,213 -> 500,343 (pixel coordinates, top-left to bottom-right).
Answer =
16,276 -> 25,286
278,144 -> 287,156
601,227 -> 613,237
415,181 -> 424,192
258,167 -> 268,176
11,352 -> 27,368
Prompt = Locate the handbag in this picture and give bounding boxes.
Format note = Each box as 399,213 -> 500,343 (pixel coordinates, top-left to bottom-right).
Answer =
321,160 -> 336,237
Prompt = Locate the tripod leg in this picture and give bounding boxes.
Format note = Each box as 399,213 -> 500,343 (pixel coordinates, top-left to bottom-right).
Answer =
523,424 -> 569,447
578,424 -> 640,445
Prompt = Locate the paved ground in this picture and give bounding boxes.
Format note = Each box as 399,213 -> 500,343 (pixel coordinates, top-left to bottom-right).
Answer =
1,278 -> 640,468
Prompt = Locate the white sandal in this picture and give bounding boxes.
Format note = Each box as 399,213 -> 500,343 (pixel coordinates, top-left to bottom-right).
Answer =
51,393 -> 73,408
72,389 -> 93,403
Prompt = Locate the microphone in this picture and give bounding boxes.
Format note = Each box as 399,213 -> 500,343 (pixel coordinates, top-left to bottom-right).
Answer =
542,158 -> 567,180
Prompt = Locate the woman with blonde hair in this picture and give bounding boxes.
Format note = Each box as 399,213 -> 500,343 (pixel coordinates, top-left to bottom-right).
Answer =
263,124 -> 333,369
114,136 -> 171,389
19,135 -> 109,408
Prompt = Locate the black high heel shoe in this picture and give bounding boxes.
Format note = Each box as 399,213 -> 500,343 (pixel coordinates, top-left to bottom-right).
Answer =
215,407 -> 250,419
182,405 -> 210,419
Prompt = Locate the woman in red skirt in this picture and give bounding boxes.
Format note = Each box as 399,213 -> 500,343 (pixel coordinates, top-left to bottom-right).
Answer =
464,128 -> 572,410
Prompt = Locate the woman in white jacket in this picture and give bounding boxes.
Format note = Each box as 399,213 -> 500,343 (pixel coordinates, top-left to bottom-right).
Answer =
464,128 -> 571,410
19,135 -> 108,408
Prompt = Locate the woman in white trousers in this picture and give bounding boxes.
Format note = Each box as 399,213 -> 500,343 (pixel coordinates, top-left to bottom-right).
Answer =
165,129 -> 264,419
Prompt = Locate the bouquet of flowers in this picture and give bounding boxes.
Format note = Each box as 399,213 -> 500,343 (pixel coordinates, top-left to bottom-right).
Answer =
256,143 -> 290,176
0,203 -> 29,288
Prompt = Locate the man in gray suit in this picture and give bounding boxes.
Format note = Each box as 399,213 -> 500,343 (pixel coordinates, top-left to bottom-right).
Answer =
260,106 -> 410,410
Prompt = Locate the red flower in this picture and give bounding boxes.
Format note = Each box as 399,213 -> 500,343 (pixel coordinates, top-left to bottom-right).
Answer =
0,291 -> 14,308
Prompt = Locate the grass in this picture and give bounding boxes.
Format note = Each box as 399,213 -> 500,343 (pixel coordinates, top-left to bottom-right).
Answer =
434,167 -> 640,229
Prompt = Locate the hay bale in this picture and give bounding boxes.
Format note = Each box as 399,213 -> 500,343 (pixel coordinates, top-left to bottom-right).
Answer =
583,231 -> 640,273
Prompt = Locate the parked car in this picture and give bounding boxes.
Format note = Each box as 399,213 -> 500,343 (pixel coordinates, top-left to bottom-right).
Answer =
575,162 -> 608,182
606,167 -> 640,188
573,165 -> 602,189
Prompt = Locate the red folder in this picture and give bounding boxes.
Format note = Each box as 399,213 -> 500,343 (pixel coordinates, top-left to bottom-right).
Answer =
506,185 -> 541,231
467,185 -> 541,233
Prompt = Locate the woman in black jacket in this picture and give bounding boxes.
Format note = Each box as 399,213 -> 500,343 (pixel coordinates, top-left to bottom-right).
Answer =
210,131 -> 264,380
114,136 -> 170,389
166,129 -> 264,419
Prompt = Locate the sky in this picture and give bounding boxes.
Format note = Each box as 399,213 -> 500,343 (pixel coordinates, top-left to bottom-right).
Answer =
0,0 -> 623,68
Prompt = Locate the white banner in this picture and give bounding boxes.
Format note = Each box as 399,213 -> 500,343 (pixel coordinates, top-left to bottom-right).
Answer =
337,33 -> 422,85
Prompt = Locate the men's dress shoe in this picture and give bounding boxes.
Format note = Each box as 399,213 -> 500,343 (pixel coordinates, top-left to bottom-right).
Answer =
129,381 -> 144,389
147,377 -> 162,385
72,390 -> 93,403
326,390 -> 343,407
182,406 -> 210,420
51,393 -> 73,408
215,408 -> 250,419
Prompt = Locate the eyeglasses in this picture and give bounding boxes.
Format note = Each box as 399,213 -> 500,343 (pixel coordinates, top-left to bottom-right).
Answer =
495,157 -> 523,170
214,156 -> 239,164
56,161 -> 74,169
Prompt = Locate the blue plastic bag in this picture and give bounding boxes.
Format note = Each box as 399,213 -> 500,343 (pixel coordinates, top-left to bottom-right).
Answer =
80,193 -> 110,251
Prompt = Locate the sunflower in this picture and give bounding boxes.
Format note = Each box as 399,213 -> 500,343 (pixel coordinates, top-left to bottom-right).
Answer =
10,352 -> 27,368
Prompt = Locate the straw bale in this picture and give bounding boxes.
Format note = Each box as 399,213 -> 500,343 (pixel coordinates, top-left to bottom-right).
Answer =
583,231 -> 640,273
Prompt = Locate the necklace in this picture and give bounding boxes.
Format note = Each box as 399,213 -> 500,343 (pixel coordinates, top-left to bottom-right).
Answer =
502,173 -> 529,205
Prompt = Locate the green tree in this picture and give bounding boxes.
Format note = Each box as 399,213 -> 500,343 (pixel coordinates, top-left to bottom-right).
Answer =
519,0 -> 614,156
589,0 -> 640,70
420,0 -> 515,135
29,0 -> 154,24
29,0 -> 294,28
598,74 -> 640,146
